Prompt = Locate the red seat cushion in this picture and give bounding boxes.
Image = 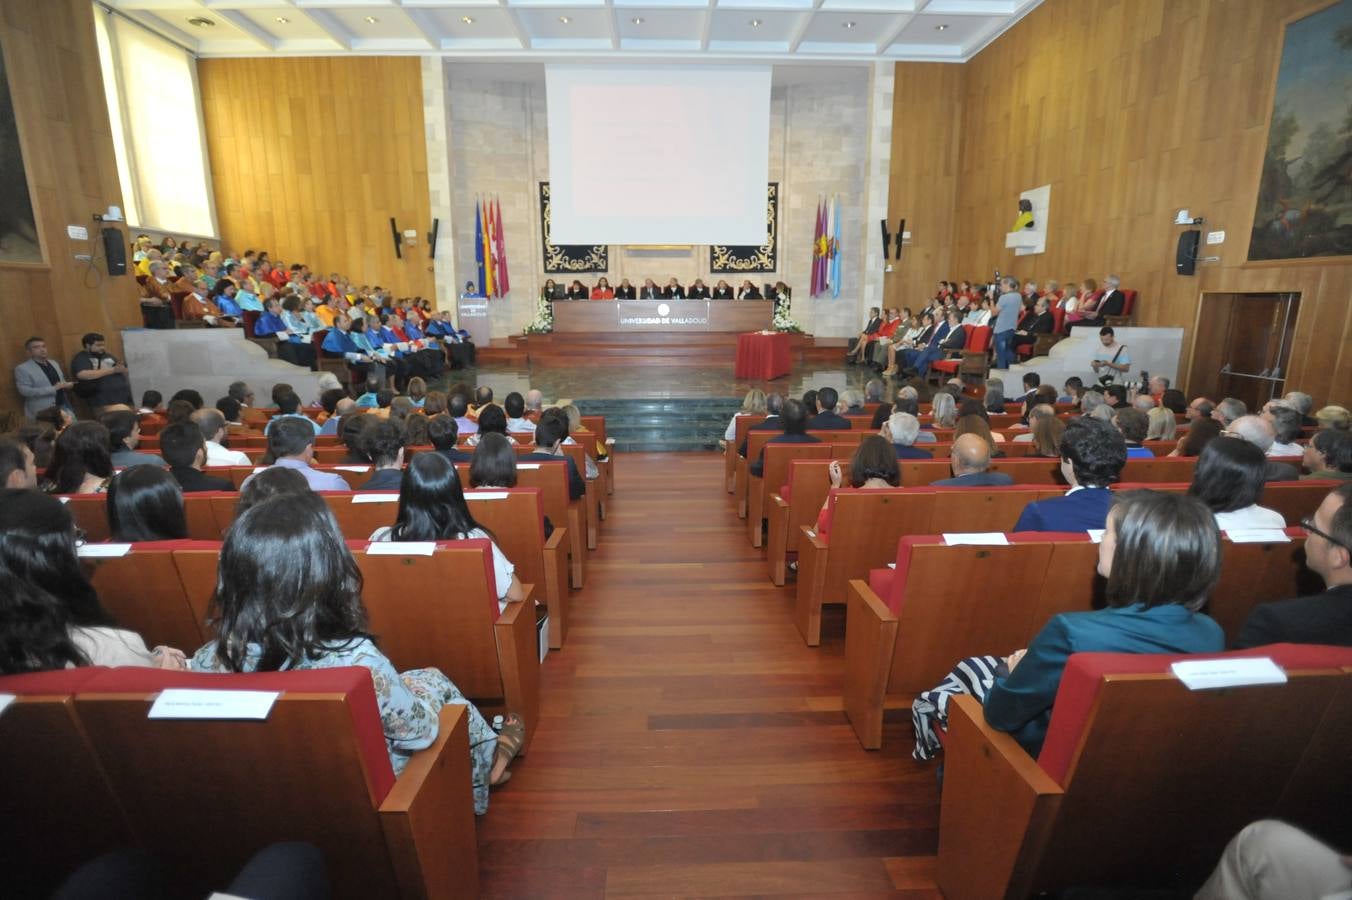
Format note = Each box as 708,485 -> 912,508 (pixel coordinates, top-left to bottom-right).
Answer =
1037,643 -> 1352,785
868,567 -> 896,601
0,667 -> 109,695
931,359 -> 960,374
78,665 -> 398,803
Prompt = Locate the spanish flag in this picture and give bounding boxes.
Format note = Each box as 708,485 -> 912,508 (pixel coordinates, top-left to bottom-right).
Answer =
480,198 -> 495,298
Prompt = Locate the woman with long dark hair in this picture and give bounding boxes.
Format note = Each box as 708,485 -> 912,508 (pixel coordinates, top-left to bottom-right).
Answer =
189,492 -> 520,811
0,489 -> 185,672
468,433 -> 518,489
1188,438 -> 1286,531
107,466 -> 188,542
46,421 -> 114,494
372,452 -> 525,607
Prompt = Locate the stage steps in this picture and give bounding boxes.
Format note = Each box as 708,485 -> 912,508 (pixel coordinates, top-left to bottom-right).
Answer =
573,397 -> 741,452
508,332 -> 848,368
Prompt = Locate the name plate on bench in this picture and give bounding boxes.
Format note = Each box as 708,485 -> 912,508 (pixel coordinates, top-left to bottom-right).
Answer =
366,541 -> 437,556
0,694 -> 14,717
77,543 -> 132,558
1224,529 -> 1290,544
148,689 -> 279,720
467,491 -> 510,500
352,493 -> 400,504
943,533 -> 1009,546
1170,657 -> 1288,691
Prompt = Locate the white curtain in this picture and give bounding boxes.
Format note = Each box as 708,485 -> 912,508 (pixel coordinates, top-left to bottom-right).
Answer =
93,5 -> 217,237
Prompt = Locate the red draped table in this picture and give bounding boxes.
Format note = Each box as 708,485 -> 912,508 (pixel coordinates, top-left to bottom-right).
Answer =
735,331 -> 792,380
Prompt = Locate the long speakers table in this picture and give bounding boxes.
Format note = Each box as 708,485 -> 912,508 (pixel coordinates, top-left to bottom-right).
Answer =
735,331 -> 792,380
551,299 -> 772,334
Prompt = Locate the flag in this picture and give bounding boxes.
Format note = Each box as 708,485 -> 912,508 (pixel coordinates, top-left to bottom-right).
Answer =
810,197 -> 824,297
481,198 -> 495,298
487,199 -> 501,298
830,195 -> 842,299
473,197 -> 486,296
493,195 -> 510,296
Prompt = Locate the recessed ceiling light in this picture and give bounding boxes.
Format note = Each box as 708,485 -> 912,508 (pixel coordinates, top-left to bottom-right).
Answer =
558,15 -> 571,24
461,16 -> 474,24
364,16 -> 378,24
749,18 -> 763,27
631,16 -> 644,25
843,21 -> 857,29
186,16 -> 214,28
275,16 -> 289,25
934,23 -> 949,31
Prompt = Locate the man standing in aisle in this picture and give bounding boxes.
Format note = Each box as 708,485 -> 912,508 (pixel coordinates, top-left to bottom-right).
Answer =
993,277 -> 1023,370
15,337 -> 75,420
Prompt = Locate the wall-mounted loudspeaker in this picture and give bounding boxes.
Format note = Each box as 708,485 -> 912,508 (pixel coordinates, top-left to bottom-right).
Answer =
390,218 -> 402,259
879,219 -> 891,261
102,227 -> 126,275
1176,229 -> 1200,276
895,218 -> 906,260
429,218 -> 440,259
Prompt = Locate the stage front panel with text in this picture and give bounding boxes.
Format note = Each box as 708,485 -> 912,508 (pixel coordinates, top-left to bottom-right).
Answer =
551,300 -> 773,334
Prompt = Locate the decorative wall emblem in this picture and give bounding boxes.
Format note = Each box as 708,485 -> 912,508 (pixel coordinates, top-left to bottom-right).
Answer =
710,183 -> 778,273
539,182 -> 608,273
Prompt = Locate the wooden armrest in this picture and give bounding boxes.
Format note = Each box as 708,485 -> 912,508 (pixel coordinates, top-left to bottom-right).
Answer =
542,527 -> 567,649
544,528 -> 566,552
766,494 -> 791,586
843,580 -> 899,750
937,695 -> 1063,900
584,479 -> 599,550
493,590 -> 540,756
794,526 -> 829,646
380,704 -> 480,899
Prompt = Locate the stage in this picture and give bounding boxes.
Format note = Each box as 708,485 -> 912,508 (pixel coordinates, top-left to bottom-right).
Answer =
550,299 -> 774,333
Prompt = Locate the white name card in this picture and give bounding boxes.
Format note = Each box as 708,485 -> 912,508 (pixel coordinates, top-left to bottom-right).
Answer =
366,541 -> 436,556
0,694 -> 14,717
253,466 -> 268,474
468,491 -> 509,500
518,463 -> 542,470
77,543 -> 132,558
1224,529 -> 1291,544
57,496 -> 70,504
335,465 -> 371,473
1086,529 -> 1105,544
352,493 -> 399,504
148,688 -> 279,720
886,562 -> 897,569
943,533 -> 1010,546
1170,657 -> 1288,691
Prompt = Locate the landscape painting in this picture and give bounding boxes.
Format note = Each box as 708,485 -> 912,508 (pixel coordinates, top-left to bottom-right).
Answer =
0,40 -> 41,264
1250,0 -> 1352,261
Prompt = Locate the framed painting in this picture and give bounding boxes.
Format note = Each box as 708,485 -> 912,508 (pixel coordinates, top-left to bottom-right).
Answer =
1249,0 -> 1352,261
0,38 -> 41,265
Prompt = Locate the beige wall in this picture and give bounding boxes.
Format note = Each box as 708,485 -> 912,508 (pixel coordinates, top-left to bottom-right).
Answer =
0,0 -> 141,413
198,56 -> 434,300
889,0 -> 1352,405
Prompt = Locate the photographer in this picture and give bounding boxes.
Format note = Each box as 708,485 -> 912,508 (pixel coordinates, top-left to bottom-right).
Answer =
1089,326 -> 1130,385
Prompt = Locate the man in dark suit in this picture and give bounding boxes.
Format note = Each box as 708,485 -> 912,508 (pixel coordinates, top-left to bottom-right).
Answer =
428,414 -> 474,464
749,399 -> 819,477
1012,297 -> 1055,353
523,413 -> 586,500
847,307 -> 884,363
883,412 -> 933,459
1224,415 -> 1300,482
687,279 -> 711,299
932,434 -> 1015,487
358,419 -> 406,491
1095,275 -> 1125,318
615,279 -> 637,300
1014,418 -> 1126,531
662,278 -> 685,299
159,421 -> 235,493
905,311 -> 961,379
806,387 -> 850,431
639,279 -> 661,299
738,393 -> 783,458
1235,483 -> 1352,648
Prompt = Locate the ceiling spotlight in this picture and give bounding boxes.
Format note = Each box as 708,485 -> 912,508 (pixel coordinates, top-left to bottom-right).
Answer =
364,16 -> 378,24
749,18 -> 763,27
934,23 -> 949,31
558,15 -> 571,24
275,16 -> 289,24
843,20 -> 857,29
461,16 -> 474,24
186,16 -> 214,27
631,16 -> 644,25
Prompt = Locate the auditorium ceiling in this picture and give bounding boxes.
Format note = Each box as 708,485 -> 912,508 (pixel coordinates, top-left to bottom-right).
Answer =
102,0 -> 1042,62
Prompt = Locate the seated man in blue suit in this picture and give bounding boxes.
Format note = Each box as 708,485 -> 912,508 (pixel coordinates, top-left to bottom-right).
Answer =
883,411 -> 932,459
806,387 -> 850,430
932,434 -> 1015,487
749,398 -> 819,477
1014,417 -> 1127,532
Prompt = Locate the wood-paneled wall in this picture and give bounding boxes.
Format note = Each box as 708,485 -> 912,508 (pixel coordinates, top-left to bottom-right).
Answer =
889,0 -> 1352,405
0,0 -> 141,414
198,57 -> 434,300
884,63 -> 964,315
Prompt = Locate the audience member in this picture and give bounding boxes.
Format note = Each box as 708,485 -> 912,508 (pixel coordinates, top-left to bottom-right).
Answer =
1235,483 -> 1352,648
449,393 -> 478,435
1303,429 -> 1352,482
316,389 -> 351,436
1212,397 -> 1247,428
1262,403 -> 1304,457
1112,408 -> 1153,459
524,413 -> 587,499
0,489 -> 185,672
189,407 -> 250,469
738,393 -> 784,457
0,436 -> 38,489
869,401 -> 894,430
159,420 -> 235,493
1196,819 -> 1352,900
1224,415 -> 1300,482
100,409 -> 166,469
13,422 -> 56,472
504,392 -> 537,434
14,336 -> 75,420
46,422 -> 114,494
817,435 -> 900,535
165,399 -> 195,425
1014,417 -> 1126,531
1160,389 -> 1188,414
930,392 -> 958,429
984,380 -> 1006,413
1145,406 -> 1177,441
190,491 -> 519,813
801,389 -> 819,417
235,466 -> 310,515
70,333 -> 133,411
107,466 -> 188,541
427,414 -> 472,464
883,412 -> 931,459
469,432 -> 519,489
1283,390 -> 1316,426
358,419 -> 406,491
807,387 -> 850,430
1316,405 -> 1350,431
265,391 -> 321,436
1188,437 -> 1285,531
1172,416 -> 1221,458
932,434 -> 1013,487
749,399 -> 819,478
245,417 -> 347,492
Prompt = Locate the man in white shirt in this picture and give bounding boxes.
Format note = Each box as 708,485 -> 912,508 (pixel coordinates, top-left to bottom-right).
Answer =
242,417 -> 348,492
1262,402 -> 1305,457
504,392 -> 537,434
192,407 -> 251,467
1089,326 -> 1131,384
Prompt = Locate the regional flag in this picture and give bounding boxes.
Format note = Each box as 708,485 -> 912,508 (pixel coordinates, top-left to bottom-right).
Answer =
474,198 -> 486,295
494,195 -> 510,296
481,198 -> 495,298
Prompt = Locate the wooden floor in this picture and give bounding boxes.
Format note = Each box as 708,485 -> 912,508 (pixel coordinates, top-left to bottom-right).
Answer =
476,452 -> 941,898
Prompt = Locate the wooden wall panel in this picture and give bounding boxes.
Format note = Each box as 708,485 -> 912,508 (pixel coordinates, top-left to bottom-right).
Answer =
198,57 -> 434,300
884,63 -> 964,314
951,0 -> 1351,404
0,0 -> 141,414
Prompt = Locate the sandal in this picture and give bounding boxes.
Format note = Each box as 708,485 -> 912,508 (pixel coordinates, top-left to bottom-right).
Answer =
491,712 -> 526,786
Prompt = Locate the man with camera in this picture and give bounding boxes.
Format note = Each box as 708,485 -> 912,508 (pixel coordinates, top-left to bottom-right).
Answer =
1089,326 -> 1130,386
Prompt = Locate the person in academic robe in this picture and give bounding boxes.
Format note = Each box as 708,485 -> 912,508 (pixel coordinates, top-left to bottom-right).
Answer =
639,279 -> 661,299
687,279 -> 710,299
712,280 -> 734,300
737,280 -> 762,299
615,279 -> 637,300
565,280 -> 589,300
663,278 -> 685,299
591,277 -> 615,300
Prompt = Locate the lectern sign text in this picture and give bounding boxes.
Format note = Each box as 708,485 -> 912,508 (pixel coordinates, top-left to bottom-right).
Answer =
619,301 -> 711,327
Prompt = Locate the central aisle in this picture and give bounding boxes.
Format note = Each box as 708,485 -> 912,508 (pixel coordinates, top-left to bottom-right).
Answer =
476,452 -> 942,898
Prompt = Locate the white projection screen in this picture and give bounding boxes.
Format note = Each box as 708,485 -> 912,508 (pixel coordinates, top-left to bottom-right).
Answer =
546,65 -> 771,246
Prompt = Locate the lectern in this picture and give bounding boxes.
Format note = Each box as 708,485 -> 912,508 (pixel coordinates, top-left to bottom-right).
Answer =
457,294 -> 491,347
